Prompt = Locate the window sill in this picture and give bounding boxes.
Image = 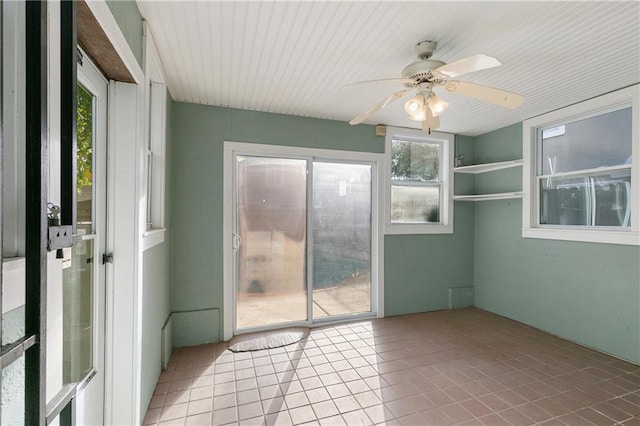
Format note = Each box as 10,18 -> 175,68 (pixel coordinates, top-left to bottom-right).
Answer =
142,228 -> 166,251
384,223 -> 453,235
522,227 -> 639,246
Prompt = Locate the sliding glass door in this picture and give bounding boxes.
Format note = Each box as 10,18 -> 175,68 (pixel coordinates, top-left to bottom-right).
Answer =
233,153 -> 374,333
235,156 -> 308,329
312,162 -> 372,319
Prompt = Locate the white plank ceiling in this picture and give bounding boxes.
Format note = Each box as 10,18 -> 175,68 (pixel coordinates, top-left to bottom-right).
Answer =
137,1 -> 640,136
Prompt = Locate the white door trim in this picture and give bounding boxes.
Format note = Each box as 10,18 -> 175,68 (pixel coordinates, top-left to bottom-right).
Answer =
222,141 -> 385,341
105,82 -> 143,426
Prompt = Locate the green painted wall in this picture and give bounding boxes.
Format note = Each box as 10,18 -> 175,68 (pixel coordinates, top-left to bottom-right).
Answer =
106,0 -> 144,68
140,242 -> 170,414
384,204 -> 475,315
473,125 -> 640,364
169,102 -> 475,343
140,93 -> 173,417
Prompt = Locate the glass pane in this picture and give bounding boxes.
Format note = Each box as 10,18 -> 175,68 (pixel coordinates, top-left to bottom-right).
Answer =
540,107 -> 632,175
391,185 -> 440,223
77,83 -> 94,234
1,355 -> 25,425
391,139 -> 439,181
312,162 -> 371,318
540,169 -> 631,227
63,238 -> 94,383
2,260 -> 26,346
236,156 -> 307,329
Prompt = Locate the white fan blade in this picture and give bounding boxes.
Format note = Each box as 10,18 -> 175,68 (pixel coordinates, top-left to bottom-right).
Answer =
347,77 -> 413,86
434,54 -> 501,78
444,80 -> 524,109
349,89 -> 409,125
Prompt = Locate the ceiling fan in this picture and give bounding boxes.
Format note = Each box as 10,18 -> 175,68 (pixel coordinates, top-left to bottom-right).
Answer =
349,40 -> 525,132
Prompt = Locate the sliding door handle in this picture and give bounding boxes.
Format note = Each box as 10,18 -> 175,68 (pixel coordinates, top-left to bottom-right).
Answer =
232,233 -> 242,250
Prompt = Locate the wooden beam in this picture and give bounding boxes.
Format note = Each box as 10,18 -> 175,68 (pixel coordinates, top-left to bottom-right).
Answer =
77,0 -> 135,83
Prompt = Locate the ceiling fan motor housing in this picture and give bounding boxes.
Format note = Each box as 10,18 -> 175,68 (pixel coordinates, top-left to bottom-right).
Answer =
401,40 -> 445,84
401,59 -> 446,83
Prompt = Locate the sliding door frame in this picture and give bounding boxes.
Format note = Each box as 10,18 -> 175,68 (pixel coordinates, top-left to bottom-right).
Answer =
222,141 -> 385,341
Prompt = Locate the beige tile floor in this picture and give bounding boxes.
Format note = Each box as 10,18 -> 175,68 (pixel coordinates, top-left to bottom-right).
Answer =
144,308 -> 640,425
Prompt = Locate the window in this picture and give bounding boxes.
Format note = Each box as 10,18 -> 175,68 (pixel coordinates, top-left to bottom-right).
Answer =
141,24 -> 168,250
77,82 -> 94,234
384,126 -> 453,234
145,80 -> 166,230
522,85 -> 639,245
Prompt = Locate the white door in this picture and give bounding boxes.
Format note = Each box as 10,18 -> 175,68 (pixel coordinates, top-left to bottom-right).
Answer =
65,52 -> 108,424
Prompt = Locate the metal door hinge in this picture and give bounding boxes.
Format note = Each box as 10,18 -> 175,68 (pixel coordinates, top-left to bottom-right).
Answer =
102,253 -> 114,264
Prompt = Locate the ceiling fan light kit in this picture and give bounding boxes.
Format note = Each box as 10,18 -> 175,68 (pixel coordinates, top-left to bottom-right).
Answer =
403,82 -> 450,122
404,94 -> 426,121
349,40 -> 525,131
428,95 -> 449,116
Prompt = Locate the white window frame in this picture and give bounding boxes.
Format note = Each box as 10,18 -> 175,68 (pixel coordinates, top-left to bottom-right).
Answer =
522,85 -> 640,246
146,81 -> 166,229
141,22 -> 167,250
384,126 -> 453,235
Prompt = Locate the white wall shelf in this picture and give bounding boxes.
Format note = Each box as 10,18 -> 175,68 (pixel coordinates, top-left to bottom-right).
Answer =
453,192 -> 523,201
453,158 -> 523,201
453,159 -> 523,174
